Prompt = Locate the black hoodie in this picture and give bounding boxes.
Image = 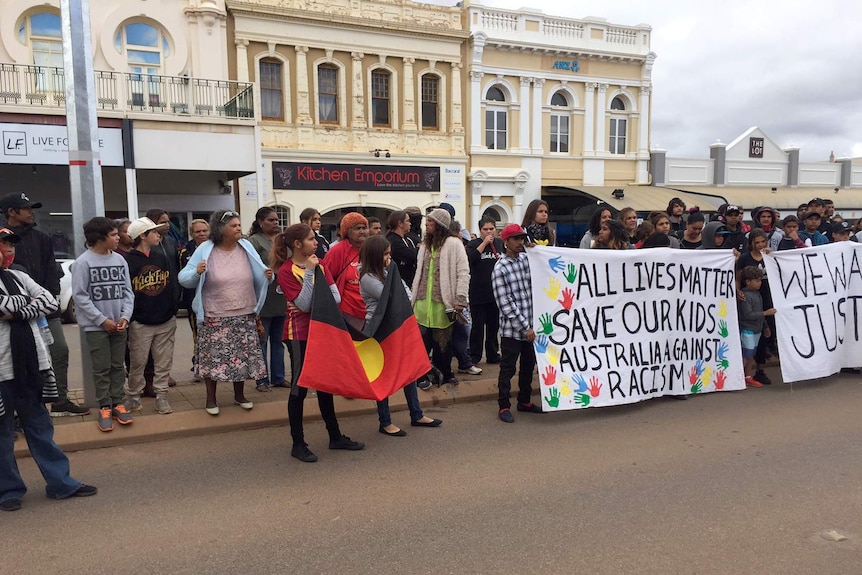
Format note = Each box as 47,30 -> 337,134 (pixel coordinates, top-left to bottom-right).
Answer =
125,248 -> 178,325
3,222 -> 62,319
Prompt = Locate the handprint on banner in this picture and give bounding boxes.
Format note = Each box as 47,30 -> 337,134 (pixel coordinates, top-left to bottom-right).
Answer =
718,300 -> 728,318
543,277 -> 561,300
572,373 -> 588,393
695,359 -> 705,376
541,366 -> 557,386
564,263 -> 578,284
701,365 -> 713,388
691,381 -> 703,394
587,377 -> 602,398
544,387 -> 561,408
534,335 -> 549,354
560,376 -> 572,397
538,313 -> 554,335
574,393 -> 591,407
548,256 -> 565,273
716,342 -> 730,370
558,288 -> 575,311
713,370 -> 727,390
718,320 -> 729,338
688,366 -> 699,386
546,345 -> 560,366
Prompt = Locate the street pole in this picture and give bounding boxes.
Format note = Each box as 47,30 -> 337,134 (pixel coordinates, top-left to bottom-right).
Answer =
61,0 -> 104,407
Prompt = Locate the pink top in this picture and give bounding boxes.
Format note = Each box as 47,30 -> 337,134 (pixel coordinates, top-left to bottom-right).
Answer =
202,245 -> 256,318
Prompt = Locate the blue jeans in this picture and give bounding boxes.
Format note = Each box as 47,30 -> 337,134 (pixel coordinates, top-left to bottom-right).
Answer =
376,382 -> 423,427
452,321 -> 473,370
257,315 -> 287,386
0,381 -> 82,503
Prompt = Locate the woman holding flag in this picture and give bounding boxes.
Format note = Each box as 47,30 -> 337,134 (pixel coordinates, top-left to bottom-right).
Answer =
359,235 -> 442,437
273,224 -> 365,463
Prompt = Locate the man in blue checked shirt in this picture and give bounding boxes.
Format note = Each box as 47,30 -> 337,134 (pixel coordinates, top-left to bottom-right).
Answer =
492,224 -> 542,423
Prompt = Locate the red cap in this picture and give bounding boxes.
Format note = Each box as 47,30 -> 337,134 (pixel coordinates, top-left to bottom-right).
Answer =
500,224 -> 528,240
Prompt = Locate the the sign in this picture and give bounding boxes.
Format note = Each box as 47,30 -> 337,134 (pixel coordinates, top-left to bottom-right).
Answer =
763,242 -> 862,383
526,247 -> 745,411
0,122 -> 123,166
749,137 -> 764,158
272,161 -> 440,192
442,165 -> 463,202
552,60 -> 580,73
241,174 -> 258,201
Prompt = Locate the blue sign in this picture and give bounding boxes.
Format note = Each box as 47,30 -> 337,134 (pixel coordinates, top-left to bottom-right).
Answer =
552,60 -> 580,73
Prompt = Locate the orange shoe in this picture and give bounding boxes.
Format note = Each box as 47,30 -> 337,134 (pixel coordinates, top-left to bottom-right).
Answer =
745,376 -> 762,388
111,404 -> 134,425
98,408 -> 113,432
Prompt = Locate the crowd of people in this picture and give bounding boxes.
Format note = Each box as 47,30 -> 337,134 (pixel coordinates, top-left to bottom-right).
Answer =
2,189 -> 860,510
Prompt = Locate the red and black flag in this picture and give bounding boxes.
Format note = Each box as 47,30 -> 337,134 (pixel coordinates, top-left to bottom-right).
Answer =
297,264 -> 430,401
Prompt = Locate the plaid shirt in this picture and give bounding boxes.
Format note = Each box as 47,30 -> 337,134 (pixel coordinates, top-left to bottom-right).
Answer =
492,252 -> 533,340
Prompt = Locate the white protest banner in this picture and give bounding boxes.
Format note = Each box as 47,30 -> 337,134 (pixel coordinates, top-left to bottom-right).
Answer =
526,247 -> 745,411
763,242 -> 862,383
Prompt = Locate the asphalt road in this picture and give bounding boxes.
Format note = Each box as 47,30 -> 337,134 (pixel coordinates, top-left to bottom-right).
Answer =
4,374 -> 862,574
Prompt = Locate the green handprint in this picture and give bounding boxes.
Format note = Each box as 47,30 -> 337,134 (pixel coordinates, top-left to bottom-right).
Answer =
718,320 -> 729,338
574,393 -> 590,407
691,382 -> 703,394
719,358 -> 730,370
538,313 -> 553,335
564,263 -> 578,284
546,345 -> 560,366
544,387 -> 561,408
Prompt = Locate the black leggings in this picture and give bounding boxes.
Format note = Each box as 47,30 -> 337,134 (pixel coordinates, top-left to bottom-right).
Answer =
286,340 -> 341,445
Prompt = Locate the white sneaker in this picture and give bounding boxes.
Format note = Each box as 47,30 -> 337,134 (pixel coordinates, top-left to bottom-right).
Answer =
155,394 -> 173,415
458,365 -> 483,375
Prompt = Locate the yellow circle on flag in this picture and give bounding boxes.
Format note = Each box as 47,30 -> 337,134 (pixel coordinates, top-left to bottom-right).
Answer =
353,338 -> 384,382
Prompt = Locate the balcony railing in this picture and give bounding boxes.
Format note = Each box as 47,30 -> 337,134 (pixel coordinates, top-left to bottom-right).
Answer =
0,64 -> 254,120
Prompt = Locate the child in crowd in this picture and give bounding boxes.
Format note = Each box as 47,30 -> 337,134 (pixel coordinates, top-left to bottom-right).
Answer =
777,216 -> 810,250
737,266 -> 776,388
72,218 -> 135,432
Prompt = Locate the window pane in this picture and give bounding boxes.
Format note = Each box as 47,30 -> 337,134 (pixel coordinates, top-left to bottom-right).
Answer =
486,86 -> 505,102
372,71 -> 390,126
497,110 -> 506,129
372,71 -> 390,99
128,50 -> 161,65
318,66 -> 338,122
496,131 -> 506,150
372,99 -> 390,126
560,116 -> 569,136
320,95 -> 337,122
260,61 -> 283,119
30,13 -> 62,38
422,102 -> 438,129
126,23 -> 159,47
421,75 -> 439,129
560,134 -> 568,153
609,120 -> 617,138
551,92 -> 567,107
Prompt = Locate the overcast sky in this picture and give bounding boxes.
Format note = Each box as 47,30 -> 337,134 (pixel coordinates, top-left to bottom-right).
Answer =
442,0 -> 862,160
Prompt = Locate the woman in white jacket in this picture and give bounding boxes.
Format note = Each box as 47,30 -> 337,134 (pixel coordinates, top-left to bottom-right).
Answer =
411,208 -> 470,385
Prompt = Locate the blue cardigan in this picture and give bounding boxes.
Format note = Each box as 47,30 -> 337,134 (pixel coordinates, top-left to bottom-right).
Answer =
178,239 -> 271,323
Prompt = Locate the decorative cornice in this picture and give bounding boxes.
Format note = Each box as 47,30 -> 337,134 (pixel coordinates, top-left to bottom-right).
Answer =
469,70 -> 484,81
520,76 -> 532,87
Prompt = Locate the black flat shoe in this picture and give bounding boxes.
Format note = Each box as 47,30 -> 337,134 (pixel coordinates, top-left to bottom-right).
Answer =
411,418 -> 442,427
379,425 -> 407,437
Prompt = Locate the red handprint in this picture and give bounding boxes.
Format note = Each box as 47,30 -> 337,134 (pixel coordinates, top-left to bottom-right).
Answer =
688,366 -> 699,385
713,370 -> 727,390
557,288 -> 575,311
587,376 -> 602,398
542,366 -> 557,386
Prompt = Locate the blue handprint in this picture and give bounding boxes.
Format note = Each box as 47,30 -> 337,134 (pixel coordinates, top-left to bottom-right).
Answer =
716,342 -> 729,361
548,256 -> 565,273
572,373 -> 588,393
534,335 -> 549,354
695,359 -> 705,376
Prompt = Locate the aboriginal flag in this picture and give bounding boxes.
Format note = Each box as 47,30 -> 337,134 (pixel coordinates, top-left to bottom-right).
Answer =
297,264 -> 431,400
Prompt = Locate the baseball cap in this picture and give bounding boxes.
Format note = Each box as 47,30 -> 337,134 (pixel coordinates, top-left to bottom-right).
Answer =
127,217 -> 168,240
802,211 -> 821,220
0,227 -> 21,243
0,192 -> 42,212
500,224 -> 528,240
725,205 -> 742,215
713,224 -> 732,235
831,221 -> 851,234
438,202 -> 456,217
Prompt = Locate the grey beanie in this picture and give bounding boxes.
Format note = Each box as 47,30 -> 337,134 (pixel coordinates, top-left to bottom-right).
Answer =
427,208 -> 452,229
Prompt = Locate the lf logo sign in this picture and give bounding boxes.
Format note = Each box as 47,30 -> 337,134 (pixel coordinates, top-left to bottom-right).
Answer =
3,131 -> 27,156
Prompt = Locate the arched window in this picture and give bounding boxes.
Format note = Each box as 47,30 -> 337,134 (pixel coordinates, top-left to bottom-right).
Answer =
371,69 -> 391,127
421,74 -> 439,130
609,96 -> 628,154
550,90 -> 570,153
18,12 -> 63,68
484,85 -> 508,150
482,207 -> 502,223
318,64 -> 339,124
273,205 -> 291,229
260,60 -> 284,120
115,22 -> 170,109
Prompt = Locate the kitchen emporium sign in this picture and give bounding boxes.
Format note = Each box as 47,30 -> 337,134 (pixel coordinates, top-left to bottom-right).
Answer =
1,122 -> 123,166
272,161 -> 440,191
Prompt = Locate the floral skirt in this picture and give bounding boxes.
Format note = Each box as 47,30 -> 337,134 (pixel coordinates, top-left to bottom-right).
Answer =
196,314 -> 267,382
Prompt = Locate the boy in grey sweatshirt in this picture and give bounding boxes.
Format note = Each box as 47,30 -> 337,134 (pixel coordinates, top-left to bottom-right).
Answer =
737,266 -> 776,388
72,218 -> 134,432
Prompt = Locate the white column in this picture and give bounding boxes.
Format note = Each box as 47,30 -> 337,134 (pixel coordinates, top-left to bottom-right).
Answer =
518,76 -> 531,152
125,168 -> 138,219
450,61 -> 463,132
469,70 -> 483,151
235,38 -> 250,82
295,45 -> 312,124
595,83 -> 608,154
638,85 -> 651,154
531,78 -> 544,153
351,52 -> 366,128
583,82 -> 596,156
403,57 -> 416,130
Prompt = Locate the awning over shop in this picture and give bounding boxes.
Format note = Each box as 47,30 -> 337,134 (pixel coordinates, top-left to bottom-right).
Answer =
660,185 -> 862,213
543,185 -> 724,213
